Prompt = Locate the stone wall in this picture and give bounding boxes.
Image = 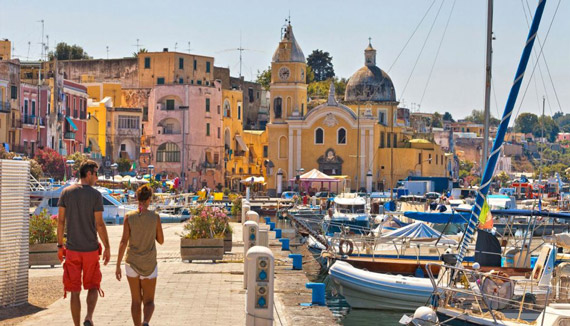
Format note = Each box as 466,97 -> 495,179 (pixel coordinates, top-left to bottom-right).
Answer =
58,58 -> 139,88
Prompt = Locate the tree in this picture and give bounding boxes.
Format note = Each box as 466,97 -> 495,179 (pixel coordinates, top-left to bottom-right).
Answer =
464,109 -> 500,126
534,116 -> 559,142
514,112 -> 539,134
66,152 -> 88,173
117,157 -> 132,173
443,112 -> 455,122
431,112 -> 443,128
256,66 -> 271,91
494,171 -> 510,188
306,66 -> 315,84
307,49 -> 334,81
48,42 -> 91,60
132,48 -> 148,57
34,148 -> 65,180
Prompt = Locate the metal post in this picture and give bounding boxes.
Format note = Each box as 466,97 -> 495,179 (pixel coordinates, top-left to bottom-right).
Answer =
482,0 -> 493,173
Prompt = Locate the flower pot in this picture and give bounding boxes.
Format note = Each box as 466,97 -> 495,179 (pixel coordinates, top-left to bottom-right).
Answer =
180,238 -> 224,263
29,243 -> 60,268
224,232 -> 233,253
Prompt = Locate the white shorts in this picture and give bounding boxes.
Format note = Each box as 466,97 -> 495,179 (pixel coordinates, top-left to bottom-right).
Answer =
125,264 -> 158,280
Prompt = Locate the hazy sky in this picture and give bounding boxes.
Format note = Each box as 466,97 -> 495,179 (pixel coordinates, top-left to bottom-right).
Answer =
1,0 -> 568,121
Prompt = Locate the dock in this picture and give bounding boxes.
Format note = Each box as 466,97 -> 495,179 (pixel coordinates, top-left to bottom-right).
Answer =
18,219 -> 337,326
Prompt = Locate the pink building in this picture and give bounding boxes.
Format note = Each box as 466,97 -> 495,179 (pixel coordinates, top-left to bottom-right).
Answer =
20,83 -> 50,157
62,80 -> 88,155
147,81 -> 223,190
557,132 -> 570,142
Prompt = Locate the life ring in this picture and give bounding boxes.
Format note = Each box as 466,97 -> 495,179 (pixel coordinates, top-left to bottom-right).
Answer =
339,239 -> 354,256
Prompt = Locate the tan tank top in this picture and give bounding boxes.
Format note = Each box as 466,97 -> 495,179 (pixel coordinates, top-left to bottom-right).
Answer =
125,210 -> 158,276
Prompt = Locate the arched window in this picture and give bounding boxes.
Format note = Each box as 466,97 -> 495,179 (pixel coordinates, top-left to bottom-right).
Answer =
274,98 -> 282,119
315,128 -> 324,144
156,142 -> 180,162
223,100 -> 231,117
278,136 -> 287,159
337,128 -> 347,144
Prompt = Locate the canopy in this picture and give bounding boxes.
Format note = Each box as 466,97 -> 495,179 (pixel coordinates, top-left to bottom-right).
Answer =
235,135 -> 249,152
98,175 -> 123,183
290,168 -> 339,182
240,176 -> 265,184
66,116 -> 78,131
382,222 -> 457,244
406,208 -> 570,224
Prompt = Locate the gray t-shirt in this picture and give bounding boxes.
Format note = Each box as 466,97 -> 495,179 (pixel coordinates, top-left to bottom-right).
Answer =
58,184 -> 104,252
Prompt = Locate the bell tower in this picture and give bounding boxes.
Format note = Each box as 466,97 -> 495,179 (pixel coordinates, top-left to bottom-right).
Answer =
269,23 -> 307,122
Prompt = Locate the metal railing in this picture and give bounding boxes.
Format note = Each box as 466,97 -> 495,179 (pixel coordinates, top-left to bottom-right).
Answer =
64,132 -> 76,140
22,116 -> 45,126
0,101 -> 10,113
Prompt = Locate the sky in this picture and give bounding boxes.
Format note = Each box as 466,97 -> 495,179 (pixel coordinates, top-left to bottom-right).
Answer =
1,0 -> 568,121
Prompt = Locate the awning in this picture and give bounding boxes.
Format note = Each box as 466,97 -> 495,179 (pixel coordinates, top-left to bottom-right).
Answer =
66,116 -> 78,131
89,138 -> 101,152
240,176 -> 265,184
249,146 -> 257,158
235,135 -> 248,151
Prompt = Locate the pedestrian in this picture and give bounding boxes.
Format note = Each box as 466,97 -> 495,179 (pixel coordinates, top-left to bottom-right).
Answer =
57,160 -> 111,326
115,184 -> 164,326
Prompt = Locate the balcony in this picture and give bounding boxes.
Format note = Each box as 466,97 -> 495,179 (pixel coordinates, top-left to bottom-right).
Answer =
11,119 -> 22,128
202,162 -> 219,169
162,129 -> 181,135
22,116 -> 46,127
64,132 -> 76,140
0,101 -> 10,113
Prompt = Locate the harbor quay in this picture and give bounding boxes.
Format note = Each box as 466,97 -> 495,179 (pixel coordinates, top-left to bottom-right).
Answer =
18,219 -> 336,326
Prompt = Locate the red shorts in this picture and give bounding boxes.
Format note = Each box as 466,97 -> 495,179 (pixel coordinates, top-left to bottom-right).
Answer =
63,248 -> 102,293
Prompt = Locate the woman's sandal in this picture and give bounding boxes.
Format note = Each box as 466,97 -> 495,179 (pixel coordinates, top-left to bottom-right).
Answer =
83,321 -> 93,326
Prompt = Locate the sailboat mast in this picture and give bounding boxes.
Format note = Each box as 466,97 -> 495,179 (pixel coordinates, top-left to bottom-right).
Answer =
482,0 -> 493,173
456,0 -> 547,265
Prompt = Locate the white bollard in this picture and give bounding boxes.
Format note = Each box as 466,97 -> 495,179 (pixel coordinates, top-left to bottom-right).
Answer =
246,246 -> 274,326
246,210 -> 259,223
258,225 -> 269,247
242,203 -> 250,224
243,221 -> 259,289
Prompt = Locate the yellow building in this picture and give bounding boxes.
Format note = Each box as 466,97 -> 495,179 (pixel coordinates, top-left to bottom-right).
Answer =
222,88 -> 268,190
84,81 -> 123,106
266,25 -> 448,194
86,97 -> 110,158
137,51 -> 214,88
0,39 -> 11,61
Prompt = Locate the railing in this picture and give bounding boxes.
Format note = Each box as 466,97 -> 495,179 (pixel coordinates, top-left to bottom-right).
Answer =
202,162 -> 219,169
64,132 -> 76,140
22,116 -> 45,126
11,119 -> 22,128
162,130 -> 181,135
0,101 -> 10,113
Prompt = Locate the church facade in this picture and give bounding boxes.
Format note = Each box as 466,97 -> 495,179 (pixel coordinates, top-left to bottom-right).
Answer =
266,24 -> 449,194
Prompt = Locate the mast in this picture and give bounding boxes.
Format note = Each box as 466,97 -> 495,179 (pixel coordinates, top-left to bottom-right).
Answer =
456,0 -> 547,265
482,0 -> 493,173
539,96 -> 545,184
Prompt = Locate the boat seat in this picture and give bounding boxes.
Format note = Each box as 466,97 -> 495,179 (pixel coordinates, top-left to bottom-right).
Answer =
441,253 -> 457,266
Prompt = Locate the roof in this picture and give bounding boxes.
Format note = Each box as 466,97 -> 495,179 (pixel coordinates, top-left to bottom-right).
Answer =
344,65 -> 396,102
289,168 -> 340,182
272,24 -> 305,63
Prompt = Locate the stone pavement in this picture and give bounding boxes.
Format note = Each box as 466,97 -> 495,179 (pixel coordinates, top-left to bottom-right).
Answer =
21,222 -> 247,326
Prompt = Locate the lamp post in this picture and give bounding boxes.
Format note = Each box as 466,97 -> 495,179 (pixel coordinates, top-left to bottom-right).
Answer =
414,158 -> 432,177
111,163 -> 118,191
66,159 -> 75,181
148,164 -> 155,180
296,167 -> 304,194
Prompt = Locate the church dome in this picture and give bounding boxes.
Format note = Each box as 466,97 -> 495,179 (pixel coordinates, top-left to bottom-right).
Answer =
344,42 -> 396,102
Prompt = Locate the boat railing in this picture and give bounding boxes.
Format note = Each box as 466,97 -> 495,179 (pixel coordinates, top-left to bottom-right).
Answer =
425,262 -> 552,324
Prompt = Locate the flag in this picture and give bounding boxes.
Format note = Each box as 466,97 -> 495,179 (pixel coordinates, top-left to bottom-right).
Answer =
478,199 -> 493,229
130,161 -> 136,171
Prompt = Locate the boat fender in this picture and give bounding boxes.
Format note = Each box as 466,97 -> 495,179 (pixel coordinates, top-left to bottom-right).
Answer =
338,239 -> 354,256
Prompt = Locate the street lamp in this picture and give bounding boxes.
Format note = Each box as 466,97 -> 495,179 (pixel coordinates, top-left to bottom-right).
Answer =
111,163 -> 118,190
414,158 -> 432,177
148,164 -> 155,179
296,167 -> 304,194
66,159 -> 75,181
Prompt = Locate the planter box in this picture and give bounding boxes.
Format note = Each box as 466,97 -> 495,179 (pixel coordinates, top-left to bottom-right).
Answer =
224,232 -> 233,253
29,243 -> 60,268
180,238 -> 224,263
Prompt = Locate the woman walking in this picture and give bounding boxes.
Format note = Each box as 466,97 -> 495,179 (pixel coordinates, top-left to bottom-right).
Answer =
116,185 -> 164,326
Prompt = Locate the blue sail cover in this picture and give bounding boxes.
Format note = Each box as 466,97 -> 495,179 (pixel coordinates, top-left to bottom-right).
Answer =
382,222 -> 450,240
404,211 -> 470,224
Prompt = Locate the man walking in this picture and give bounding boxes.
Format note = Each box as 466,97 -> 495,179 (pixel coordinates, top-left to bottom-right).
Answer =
57,160 -> 111,326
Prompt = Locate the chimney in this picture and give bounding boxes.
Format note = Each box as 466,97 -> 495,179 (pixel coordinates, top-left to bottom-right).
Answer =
163,48 -> 169,52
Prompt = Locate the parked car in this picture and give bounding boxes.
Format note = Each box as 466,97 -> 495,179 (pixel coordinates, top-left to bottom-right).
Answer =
425,192 -> 441,200
281,191 -> 299,200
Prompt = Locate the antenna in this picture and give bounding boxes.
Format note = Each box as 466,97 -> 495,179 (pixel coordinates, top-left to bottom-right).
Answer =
45,35 -> 49,55
174,42 -> 178,51
132,39 -> 143,52
216,33 -> 264,79
37,19 -> 44,61
106,46 -> 109,59
187,42 -> 193,53
27,41 -> 31,60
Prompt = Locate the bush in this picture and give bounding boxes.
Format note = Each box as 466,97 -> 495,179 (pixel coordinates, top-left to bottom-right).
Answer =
181,205 -> 231,239
117,157 -> 132,173
231,195 -> 242,217
35,148 -> 65,180
29,209 -> 58,245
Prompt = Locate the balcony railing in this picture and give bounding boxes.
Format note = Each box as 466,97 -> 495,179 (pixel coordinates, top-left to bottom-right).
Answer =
11,119 -> 22,128
22,116 -> 45,126
0,101 -> 10,113
162,130 -> 181,135
64,132 -> 76,140
202,162 -> 219,169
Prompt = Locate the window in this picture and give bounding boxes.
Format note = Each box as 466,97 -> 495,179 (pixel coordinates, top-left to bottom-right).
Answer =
418,153 -> 422,165
24,99 -> 28,116
118,116 -> 140,129
315,128 -> 324,144
436,154 -> 438,165
301,103 -> 304,116
380,132 -> 384,148
144,57 -> 151,69
387,132 -> 391,148
206,61 -> 211,73
179,78 -> 184,84
337,128 -> 346,144
48,102 -> 51,114
179,58 -> 184,69
217,105 -> 220,114
237,104 -> 241,120
31,100 -> 36,116
120,144 -> 126,151
206,123 -> 210,136
393,133 -> 397,148
273,98 -> 282,118
429,154 -> 432,164
257,91 -> 260,99
157,77 -> 165,85
263,146 -> 268,158
197,80 -> 202,85
441,155 -> 444,165
11,86 -> 17,99
248,88 -> 254,103
73,98 -> 78,118
166,99 -> 175,110
107,121 -> 111,127
378,111 -> 386,125
217,127 -> 220,139
223,100 -> 231,117
193,59 -> 197,70
156,142 -> 180,162
205,98 -> 210,112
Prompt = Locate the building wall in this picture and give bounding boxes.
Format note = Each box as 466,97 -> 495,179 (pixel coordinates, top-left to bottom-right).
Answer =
55,58 -> 139,88
138,51 -> 214,88
0,60 -> 21,151
62,80 -> 88,155
108,107 -> 142,162
20,83 -> 50,155
0,39 -> 11,60
85,82 -> 123,106
87,100 -> 108,158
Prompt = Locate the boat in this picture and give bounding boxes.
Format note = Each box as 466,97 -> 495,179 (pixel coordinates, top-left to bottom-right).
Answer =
323,193 -> 372,235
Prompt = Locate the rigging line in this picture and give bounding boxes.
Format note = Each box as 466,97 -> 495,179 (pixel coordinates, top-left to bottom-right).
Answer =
523,0 -> 562,115
399,0 -> 446,101
491,80 -> 501,119
387,0 -> 437,73
419,0 -> 457,106
522,0 -> 555,116
512,0 -> 560,126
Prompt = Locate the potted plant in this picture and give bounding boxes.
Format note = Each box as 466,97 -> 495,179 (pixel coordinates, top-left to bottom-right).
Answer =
230,195 -> 242,221
180,205 -> 231,262
29,209 -> 60,267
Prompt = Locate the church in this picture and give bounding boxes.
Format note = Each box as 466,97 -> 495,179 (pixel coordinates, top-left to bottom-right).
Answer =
266,24 -> 449,194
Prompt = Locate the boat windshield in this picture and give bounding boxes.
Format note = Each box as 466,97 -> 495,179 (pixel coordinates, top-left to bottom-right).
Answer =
336,204 -> 366,214
103,194 -> 122,206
